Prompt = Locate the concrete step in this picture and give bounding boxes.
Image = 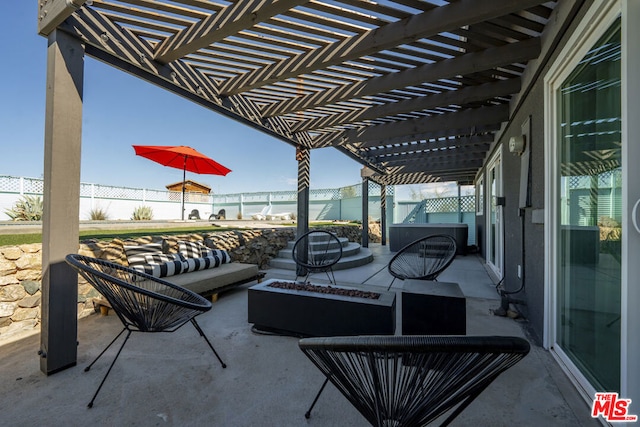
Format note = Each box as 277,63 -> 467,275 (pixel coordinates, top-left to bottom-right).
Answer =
269,247 -> 374,271
277,242 -> 362,259
285,237 -> 348,251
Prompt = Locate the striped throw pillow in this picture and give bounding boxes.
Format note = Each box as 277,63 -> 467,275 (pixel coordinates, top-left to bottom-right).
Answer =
200,248 -> 214,258
202,249 -> 231,264
144,253 -> 184,277
124,243 -> 163,266
182,256 -> 220,273
130,264 -> 157,277
178,240 -> 207,259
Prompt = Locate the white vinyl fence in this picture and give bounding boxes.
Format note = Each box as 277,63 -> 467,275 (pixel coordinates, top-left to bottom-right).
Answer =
0,176 -> 477,242
0,176 -> 391,222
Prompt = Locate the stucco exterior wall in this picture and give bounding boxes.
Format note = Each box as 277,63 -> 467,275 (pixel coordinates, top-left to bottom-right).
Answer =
476,1 -> 592,343
501,86 -> 546,343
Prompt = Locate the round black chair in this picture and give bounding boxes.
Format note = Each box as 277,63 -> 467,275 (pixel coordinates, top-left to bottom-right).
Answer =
292,230 -> 343,284
209,209 -> 226,220
300,335 -> 530,426
65,254 -> 226,408
387,234 -> 457,290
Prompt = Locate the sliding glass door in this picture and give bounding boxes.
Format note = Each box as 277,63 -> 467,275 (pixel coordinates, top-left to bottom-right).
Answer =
486,153 -> 503,278
555,18 -> 622,392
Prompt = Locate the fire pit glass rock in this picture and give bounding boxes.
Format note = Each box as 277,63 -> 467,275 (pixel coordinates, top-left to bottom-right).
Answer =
267,280 -> 381,299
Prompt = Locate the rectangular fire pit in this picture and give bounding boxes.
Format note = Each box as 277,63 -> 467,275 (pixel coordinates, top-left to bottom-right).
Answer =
248,279 -> 396,337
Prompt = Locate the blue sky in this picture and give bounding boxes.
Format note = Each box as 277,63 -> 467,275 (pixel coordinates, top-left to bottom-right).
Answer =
0,2 -> 366,195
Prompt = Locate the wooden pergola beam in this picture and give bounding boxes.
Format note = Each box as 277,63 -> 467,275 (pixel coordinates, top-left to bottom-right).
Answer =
263,37 -> 539,118
372,173 -> 439,186
355,123 -> 502,150
38,0 -> 86,36
292,78 -> 521,133
388,160 -> 485,174
379,148 -> 489,167
63,9 -> 310,150
372,170 -> 478,186
64,9 -> 222,101
319,104 -> 509,148
155,0 -> 310,64
221,0 -> 547,96
363,134 -> 495,158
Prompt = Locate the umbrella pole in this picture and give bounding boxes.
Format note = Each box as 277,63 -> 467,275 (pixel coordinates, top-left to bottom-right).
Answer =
181,156 -> 186,221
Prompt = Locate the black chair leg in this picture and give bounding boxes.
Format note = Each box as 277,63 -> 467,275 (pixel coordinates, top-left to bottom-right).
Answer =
295,272 -> 310,283
438,381 -> 493,426
85,328 -> 127,372
325,268 -> 336,284
297,270 -> 336,285
305,377 -> 329,419
191,319 -> 227,368
87,329 -> 132,408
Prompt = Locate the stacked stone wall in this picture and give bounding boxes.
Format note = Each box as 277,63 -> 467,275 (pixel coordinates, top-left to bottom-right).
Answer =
0,224 -> 379,344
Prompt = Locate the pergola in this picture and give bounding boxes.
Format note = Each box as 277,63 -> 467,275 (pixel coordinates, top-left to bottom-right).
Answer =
36,0 -> 576,374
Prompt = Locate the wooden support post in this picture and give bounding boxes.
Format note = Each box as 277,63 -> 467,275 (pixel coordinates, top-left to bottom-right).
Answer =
361,178 -> 369,248
40,30 -> 84,375
380,184 -> 387,246
296,147 -> 310,277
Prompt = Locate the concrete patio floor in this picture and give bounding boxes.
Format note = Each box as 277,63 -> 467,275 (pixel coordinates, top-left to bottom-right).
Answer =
0,243 -> 599,426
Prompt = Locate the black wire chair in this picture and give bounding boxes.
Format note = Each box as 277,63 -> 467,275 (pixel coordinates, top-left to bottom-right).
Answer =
292,230 -> 343,284
387,234 -> 457,290
209,209 -> 226,221
65,254 -> 227,408
299,335 -> 530,426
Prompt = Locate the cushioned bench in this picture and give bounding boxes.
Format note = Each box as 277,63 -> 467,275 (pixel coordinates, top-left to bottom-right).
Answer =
91,261 -> 262,315
122,240 -> 264,302
91,239 -> 264,315
165,261 -> 262,301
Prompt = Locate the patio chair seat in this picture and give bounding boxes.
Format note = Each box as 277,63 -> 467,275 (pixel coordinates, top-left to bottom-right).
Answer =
65,254 -> 227,408
305,234 -> 458,410
292,230 -> 343,284
209,209 -> 226,220
299,335 -> 530,426
188,209 -> 200,220
387,234 -> 457,290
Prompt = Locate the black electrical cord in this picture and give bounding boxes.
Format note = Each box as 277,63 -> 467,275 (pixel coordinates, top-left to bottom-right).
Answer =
495,133 -> 533,315
493,208 -> 527,317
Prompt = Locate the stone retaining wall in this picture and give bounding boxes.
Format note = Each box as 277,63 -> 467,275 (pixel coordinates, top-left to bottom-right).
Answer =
0,224 -> 380,344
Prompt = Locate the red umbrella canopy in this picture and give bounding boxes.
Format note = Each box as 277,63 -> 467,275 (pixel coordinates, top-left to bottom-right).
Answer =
132,145 -> 231,176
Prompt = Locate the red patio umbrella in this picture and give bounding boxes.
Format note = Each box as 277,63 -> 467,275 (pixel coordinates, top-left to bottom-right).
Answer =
133,145 -> 231,220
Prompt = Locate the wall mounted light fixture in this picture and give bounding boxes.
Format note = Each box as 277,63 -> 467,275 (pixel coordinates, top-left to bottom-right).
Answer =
509,135 -> 526,155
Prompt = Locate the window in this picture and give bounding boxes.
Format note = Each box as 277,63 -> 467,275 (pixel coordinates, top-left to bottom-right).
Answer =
476,176 -> 484,215
545,4 -> 623,396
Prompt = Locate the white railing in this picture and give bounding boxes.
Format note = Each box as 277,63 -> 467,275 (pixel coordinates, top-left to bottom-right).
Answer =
0,175 -> 394,222
0,175 -> 478,243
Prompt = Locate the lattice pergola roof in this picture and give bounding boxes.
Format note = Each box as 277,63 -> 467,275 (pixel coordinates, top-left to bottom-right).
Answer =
38,0 -> 560,186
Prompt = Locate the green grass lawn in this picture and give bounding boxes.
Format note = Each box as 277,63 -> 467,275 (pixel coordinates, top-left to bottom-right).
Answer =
0,225 -> 234,246
0,221 -> 350,247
